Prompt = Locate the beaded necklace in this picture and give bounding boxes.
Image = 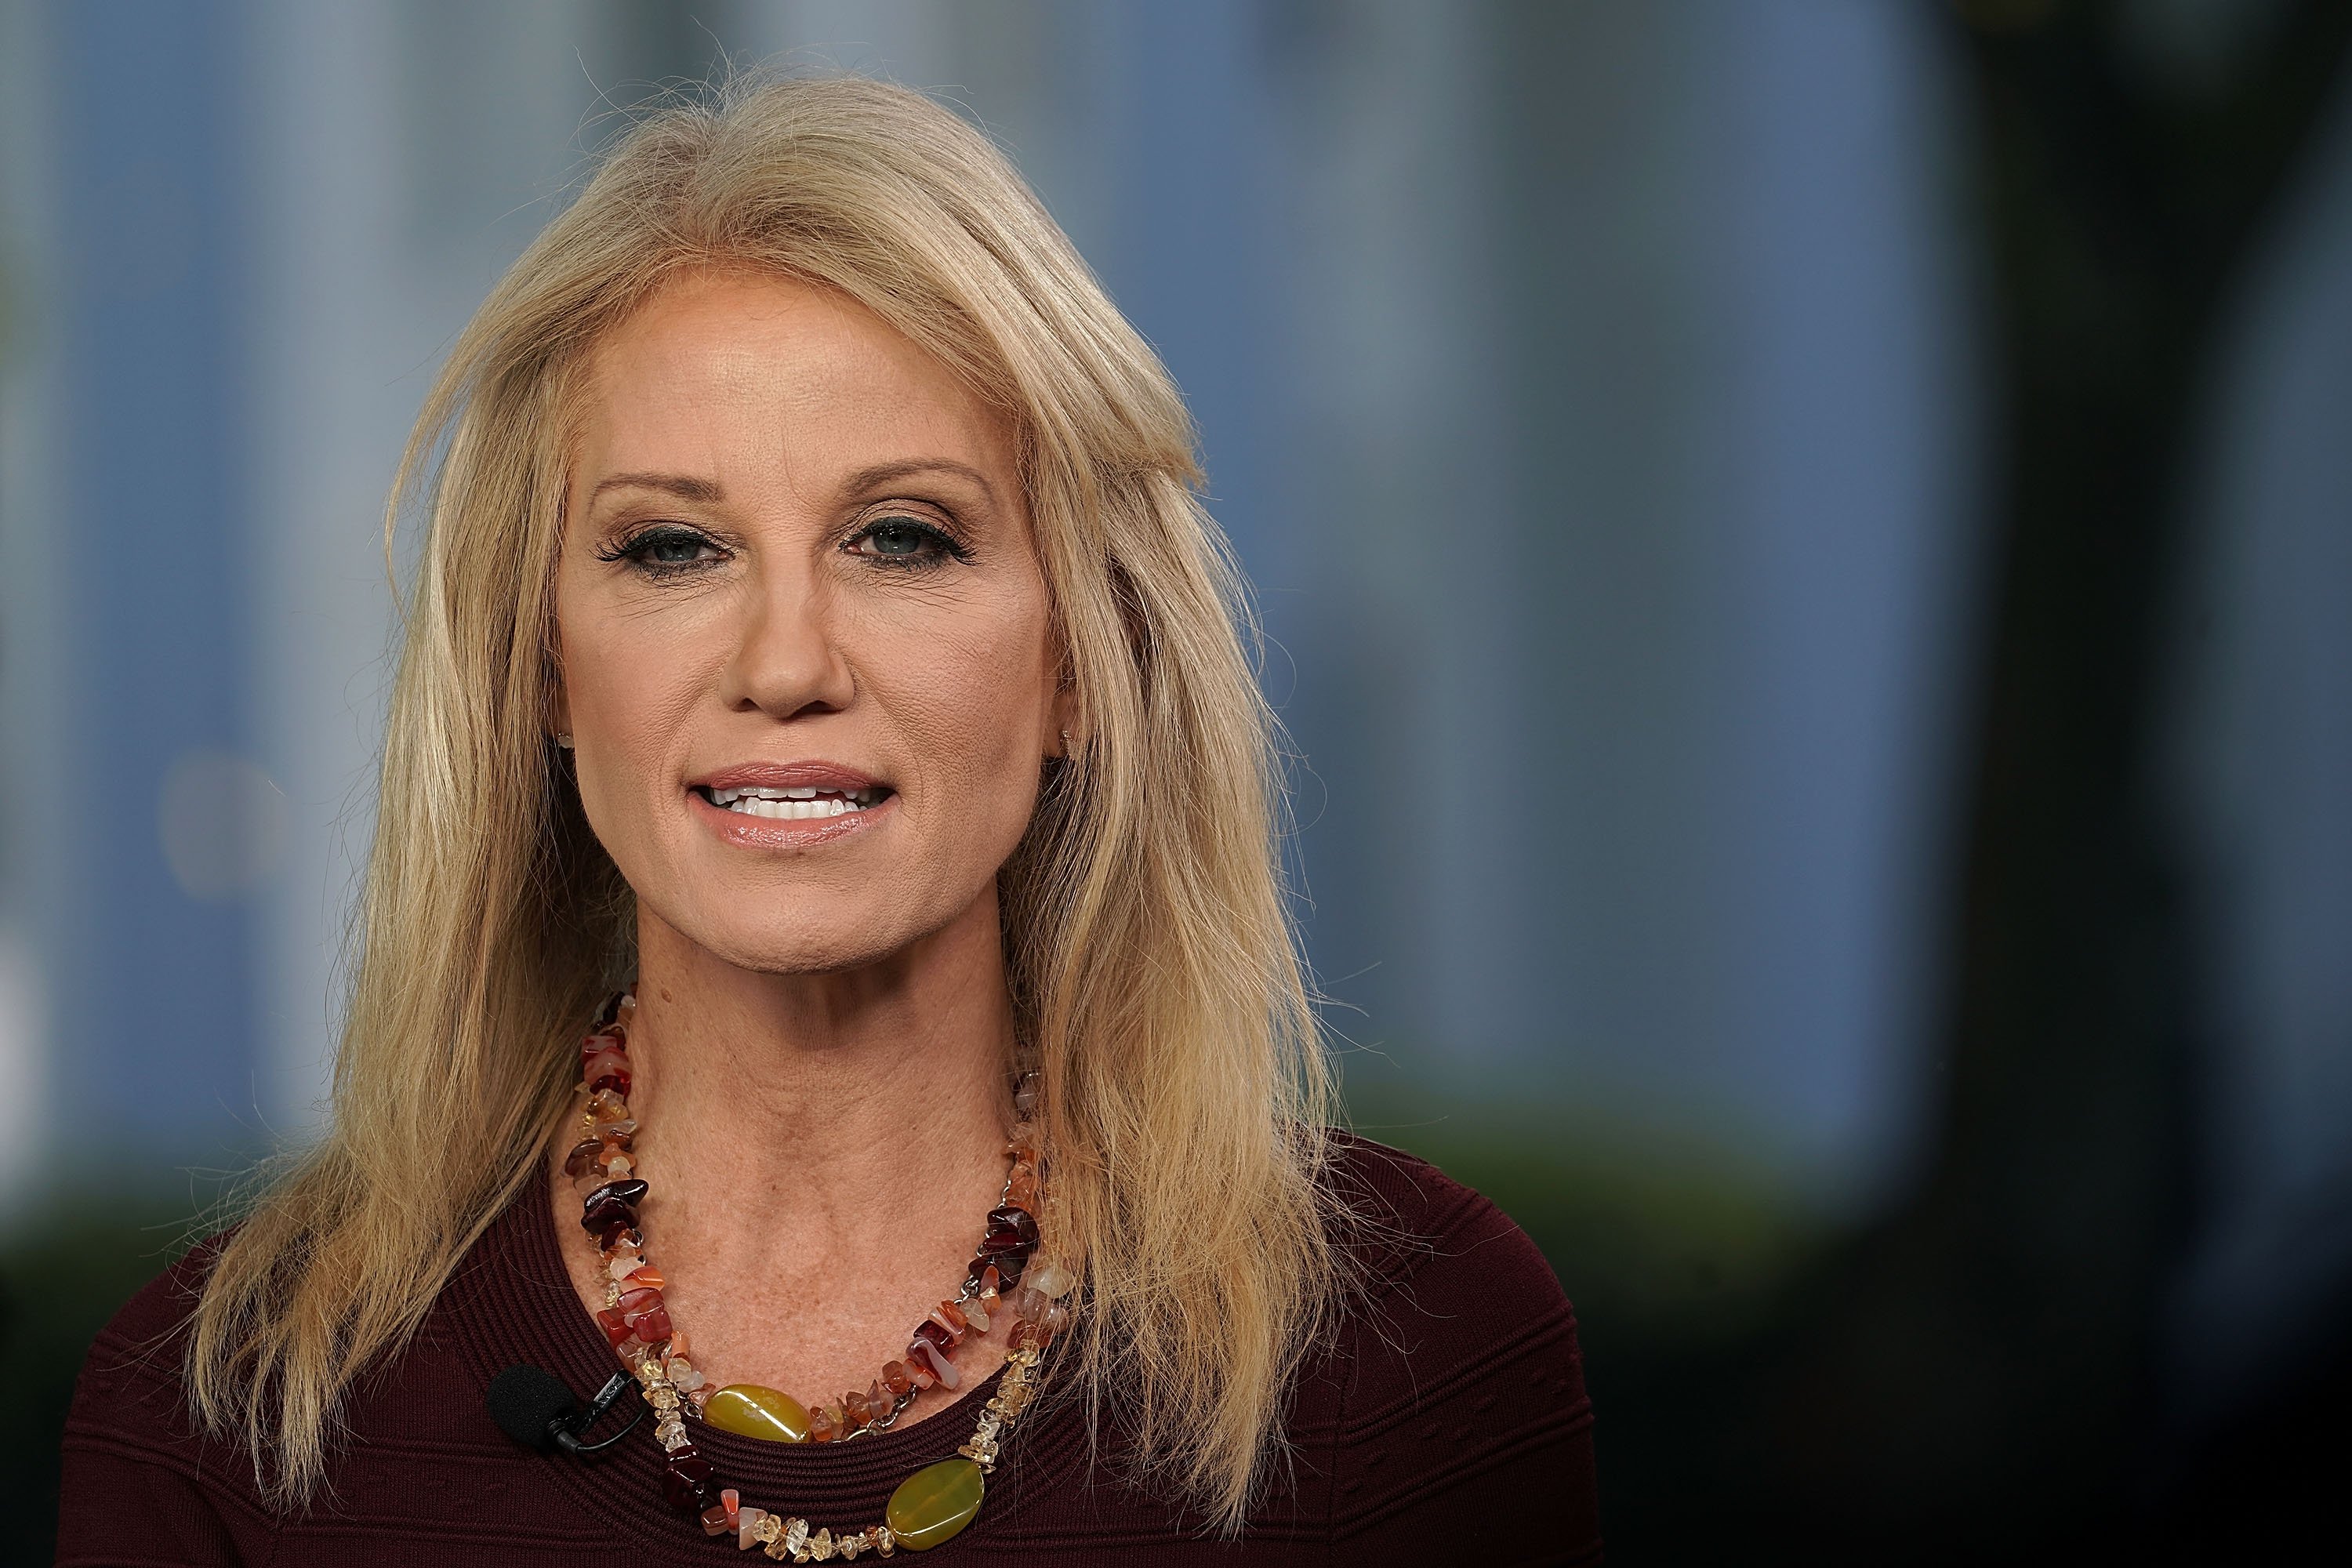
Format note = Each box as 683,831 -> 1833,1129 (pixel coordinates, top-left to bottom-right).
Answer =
566,988 -> 1073,1559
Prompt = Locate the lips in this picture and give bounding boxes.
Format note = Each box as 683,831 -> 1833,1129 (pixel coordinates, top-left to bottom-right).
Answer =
685,761 -> 895,844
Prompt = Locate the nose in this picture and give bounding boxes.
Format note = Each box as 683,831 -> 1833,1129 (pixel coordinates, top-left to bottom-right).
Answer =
716,561 -> 855,720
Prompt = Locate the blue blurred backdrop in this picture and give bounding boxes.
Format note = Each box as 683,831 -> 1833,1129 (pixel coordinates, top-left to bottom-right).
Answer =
2,2 -> 2347,1561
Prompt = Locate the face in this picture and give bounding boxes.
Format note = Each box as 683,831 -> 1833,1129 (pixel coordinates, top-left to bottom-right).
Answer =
553,269 -> 1065,974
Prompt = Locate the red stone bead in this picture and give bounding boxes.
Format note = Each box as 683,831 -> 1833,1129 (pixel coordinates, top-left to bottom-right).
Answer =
563,1139 -> 602,1178
913,1318 -> 953,1353
976,1249 -> 1029,1287
615,1287 -> 661,1316
631,1304 -> 673,1344
581,1196 -> 633,1235
594,1308 -> 631,1348
583,1178 -> 648,1212
597,1221 -> 641,1251
662,1452 -> 714,1512
581,1029 -> 626,1058
701,1504 -> 733,1536
980,1204 -> 1041,1255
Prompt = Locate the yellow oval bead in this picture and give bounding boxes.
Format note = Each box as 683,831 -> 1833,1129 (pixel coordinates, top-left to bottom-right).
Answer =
885,1457 -> 985,1550
703,1384 -> 811,1443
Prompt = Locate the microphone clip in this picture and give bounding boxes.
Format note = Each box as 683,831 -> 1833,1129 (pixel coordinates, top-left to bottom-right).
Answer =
488,1363 -> 646,1459
554,1370 -> 644,1456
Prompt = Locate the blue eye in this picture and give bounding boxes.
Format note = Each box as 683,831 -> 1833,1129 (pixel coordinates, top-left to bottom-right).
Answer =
606,526 -> 721,574
846,515 -> 968,567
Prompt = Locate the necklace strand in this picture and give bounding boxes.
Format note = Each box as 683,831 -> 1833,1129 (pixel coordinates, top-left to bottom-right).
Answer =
567,988 -> 1073,1557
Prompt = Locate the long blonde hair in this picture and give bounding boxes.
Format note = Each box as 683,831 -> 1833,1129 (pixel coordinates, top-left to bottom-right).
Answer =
187,74 -> 1342,1526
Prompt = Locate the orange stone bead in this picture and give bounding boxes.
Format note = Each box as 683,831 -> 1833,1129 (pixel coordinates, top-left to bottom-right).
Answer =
623,1266 -> 666,1290
883,1360 -> 913,1397
928,1301 -> 968,1346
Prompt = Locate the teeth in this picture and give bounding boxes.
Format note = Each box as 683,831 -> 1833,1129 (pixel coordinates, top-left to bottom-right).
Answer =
705,785 -> 880,819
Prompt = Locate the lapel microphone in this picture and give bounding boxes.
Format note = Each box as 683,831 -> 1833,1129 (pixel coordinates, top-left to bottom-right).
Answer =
488,1363 -> 644,1457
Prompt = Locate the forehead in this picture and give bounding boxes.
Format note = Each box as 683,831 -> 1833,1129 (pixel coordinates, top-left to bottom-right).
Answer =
572,268 -> 1014,488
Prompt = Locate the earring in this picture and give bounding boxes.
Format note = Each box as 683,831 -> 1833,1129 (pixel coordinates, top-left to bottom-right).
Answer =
555,733 -> 574,750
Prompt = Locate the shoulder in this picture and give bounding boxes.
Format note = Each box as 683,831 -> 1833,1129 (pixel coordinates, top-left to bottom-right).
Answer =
67,1232 -> 223,1450
1323,1132 -> 1581,1347
1296,1134 -> 1602,1563
59,1234 -> 278,1560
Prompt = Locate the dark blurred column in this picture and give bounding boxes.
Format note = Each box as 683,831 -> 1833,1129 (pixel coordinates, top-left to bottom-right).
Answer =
1732,2 -> 2352,1554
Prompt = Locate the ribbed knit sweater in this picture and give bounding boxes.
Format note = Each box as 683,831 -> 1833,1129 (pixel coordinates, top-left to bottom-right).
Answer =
60,1138 -> 1600,1565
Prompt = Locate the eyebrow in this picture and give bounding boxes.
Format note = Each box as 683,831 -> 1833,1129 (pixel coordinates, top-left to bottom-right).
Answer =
589,472 -> 725,504
844,459 -> 1000,506
586,459 -> 1000,508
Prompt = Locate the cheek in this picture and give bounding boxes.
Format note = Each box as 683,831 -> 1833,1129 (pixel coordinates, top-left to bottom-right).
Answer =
558,600 -> 719,833
871,600 -> 1055,816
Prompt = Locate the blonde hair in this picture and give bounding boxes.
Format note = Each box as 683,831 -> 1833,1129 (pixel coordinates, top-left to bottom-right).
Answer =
187,74 -> 1343,1526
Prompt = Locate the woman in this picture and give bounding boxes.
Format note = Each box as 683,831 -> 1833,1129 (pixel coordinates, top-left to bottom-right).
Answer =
60,76 -> 1599,1564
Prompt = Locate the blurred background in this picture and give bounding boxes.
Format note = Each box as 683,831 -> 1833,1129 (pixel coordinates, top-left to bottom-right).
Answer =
2,0 -> 2347,1561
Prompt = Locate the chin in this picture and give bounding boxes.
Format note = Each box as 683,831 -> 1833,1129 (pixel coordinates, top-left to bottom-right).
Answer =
730,929 -> 903,975
661,880 -> 938,975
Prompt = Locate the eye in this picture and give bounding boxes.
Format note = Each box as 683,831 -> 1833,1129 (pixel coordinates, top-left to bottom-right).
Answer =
599,525 -> 724,575
844,514 -> 969,568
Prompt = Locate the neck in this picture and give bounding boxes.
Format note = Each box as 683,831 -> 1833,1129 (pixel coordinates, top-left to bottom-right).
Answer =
623,888 -> 1018,1230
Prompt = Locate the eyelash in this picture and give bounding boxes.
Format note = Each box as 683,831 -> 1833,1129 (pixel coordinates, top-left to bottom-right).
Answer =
593,512 -> 975,579
843,514 -> 973,569
597,525 -> 722,578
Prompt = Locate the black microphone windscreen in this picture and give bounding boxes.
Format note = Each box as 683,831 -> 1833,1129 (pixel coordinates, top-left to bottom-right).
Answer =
487,1363 -> 579,1452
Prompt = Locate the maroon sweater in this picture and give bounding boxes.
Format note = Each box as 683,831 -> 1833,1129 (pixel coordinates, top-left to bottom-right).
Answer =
60,1139 -> 1600,1565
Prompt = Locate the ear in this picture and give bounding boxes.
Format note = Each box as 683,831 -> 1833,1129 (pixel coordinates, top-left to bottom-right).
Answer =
546,680 -> 575,750
1049,681 -> 1082,759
